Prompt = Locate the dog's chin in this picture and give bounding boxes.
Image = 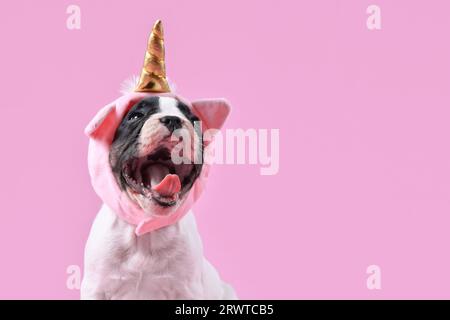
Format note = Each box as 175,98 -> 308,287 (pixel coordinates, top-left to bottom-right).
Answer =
127,192 -> 180,216
121,148 -> 199,216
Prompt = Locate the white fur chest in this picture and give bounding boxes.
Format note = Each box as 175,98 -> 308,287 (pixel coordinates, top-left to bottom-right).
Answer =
81,205 -> 216,299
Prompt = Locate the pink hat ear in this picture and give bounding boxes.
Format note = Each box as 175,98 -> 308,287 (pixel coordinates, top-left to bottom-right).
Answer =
191,99 -> 231,131
84,103 -> 117,140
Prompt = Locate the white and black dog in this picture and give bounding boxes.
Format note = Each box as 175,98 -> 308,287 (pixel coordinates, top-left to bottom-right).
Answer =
81,95 -> 236,299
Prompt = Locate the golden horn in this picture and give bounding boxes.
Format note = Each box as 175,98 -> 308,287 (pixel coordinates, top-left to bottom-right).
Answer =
135,20 -> 170,93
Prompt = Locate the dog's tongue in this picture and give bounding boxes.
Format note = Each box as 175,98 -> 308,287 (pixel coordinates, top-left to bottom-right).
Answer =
153,174 -> 181,196
147,164 -> 181,196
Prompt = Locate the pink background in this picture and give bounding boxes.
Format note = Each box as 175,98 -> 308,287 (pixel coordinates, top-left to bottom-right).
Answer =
1,0 -> 450,299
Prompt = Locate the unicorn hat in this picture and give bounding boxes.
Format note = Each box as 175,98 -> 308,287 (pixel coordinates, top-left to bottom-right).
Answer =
85,20 -> 231,235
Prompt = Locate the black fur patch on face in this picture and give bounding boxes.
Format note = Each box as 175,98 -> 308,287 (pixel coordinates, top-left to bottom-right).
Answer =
176,100 -> 203,161
110,97 -> 161,190
176,101 -> 200,125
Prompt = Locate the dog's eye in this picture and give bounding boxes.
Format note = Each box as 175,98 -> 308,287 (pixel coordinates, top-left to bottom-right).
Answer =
128,112 -> 144,121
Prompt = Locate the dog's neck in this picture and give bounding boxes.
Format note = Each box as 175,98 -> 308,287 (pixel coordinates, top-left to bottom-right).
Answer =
133,218 -> 184,253
105,204 -> 202,257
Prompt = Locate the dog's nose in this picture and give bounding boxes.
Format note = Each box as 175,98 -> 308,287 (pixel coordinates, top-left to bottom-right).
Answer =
160,116 -> 182,132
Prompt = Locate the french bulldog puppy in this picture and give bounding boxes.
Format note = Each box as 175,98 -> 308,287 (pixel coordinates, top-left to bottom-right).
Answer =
81,95 -> 236,299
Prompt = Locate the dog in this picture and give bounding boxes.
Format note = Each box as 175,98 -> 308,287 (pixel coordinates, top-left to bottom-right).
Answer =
80,94 -> 237,299
80,20 -> 236,300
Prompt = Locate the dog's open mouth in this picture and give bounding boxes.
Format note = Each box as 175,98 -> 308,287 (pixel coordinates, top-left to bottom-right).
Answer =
122,148 -> 199,207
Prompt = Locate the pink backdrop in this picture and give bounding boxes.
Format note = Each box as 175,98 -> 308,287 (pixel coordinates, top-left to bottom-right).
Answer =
1,0 -> 450,299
